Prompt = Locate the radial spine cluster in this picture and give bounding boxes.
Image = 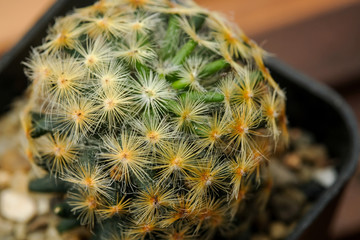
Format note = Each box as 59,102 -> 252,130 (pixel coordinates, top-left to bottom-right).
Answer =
22,0 -> 288,239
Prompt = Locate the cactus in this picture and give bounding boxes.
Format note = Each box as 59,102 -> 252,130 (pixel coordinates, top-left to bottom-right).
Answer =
22,0 -> 288,239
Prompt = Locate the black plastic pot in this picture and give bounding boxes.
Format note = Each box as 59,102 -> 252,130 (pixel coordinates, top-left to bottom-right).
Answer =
0,1 -> 358,239
267,57 -> 359,240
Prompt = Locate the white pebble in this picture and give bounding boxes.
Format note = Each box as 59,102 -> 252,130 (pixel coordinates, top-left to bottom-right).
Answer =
313,167 -> 337,188
37,197 -> 50,215
1,189 -> 36,223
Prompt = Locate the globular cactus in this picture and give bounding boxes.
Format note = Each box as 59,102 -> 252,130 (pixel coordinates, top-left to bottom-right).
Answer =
22,0 -> 288,239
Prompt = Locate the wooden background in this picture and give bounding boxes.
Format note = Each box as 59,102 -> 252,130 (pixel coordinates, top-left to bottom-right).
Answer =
0,0 -> 360,239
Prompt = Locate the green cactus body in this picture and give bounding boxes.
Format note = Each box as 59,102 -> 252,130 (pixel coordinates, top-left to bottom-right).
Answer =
22,0 -> 288,239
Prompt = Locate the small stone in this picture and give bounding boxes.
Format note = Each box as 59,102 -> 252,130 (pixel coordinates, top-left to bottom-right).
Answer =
14,223 -> 26,240
1,189 -> 36,223
269,160 -> 299,187
45,226 -> 63,240
0,236 -> 13,240
269,222 -> 288,239
62,228 -> 92,240
289,128 -> 302,142
10,171 -> 29,193
290,128 -> 313,147
283,153 -> 302,170
0,170 -> 11,189
297,145 -> 328,167
270,188 -> 306,222
27,216 -> 49,233
0,217 -> 14,236
313,167 -> 337,188
297,166 -> 314,183
36,197 -> 50,215
0,150 -> 30,172
251,234 -> 271,240
28,231 -> 45,240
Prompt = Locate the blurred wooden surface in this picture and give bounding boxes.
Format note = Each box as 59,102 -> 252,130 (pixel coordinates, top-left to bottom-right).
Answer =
1,0 -> 360,239
196,0 -> 357,36
0,0 -> 55,54
253,4 -> 360,87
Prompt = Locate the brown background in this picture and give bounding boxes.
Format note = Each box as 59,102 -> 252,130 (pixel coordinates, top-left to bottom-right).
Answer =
0,0 -> 360,239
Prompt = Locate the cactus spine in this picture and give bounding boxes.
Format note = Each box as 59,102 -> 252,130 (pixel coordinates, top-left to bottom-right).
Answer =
22,0 -> 288,239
